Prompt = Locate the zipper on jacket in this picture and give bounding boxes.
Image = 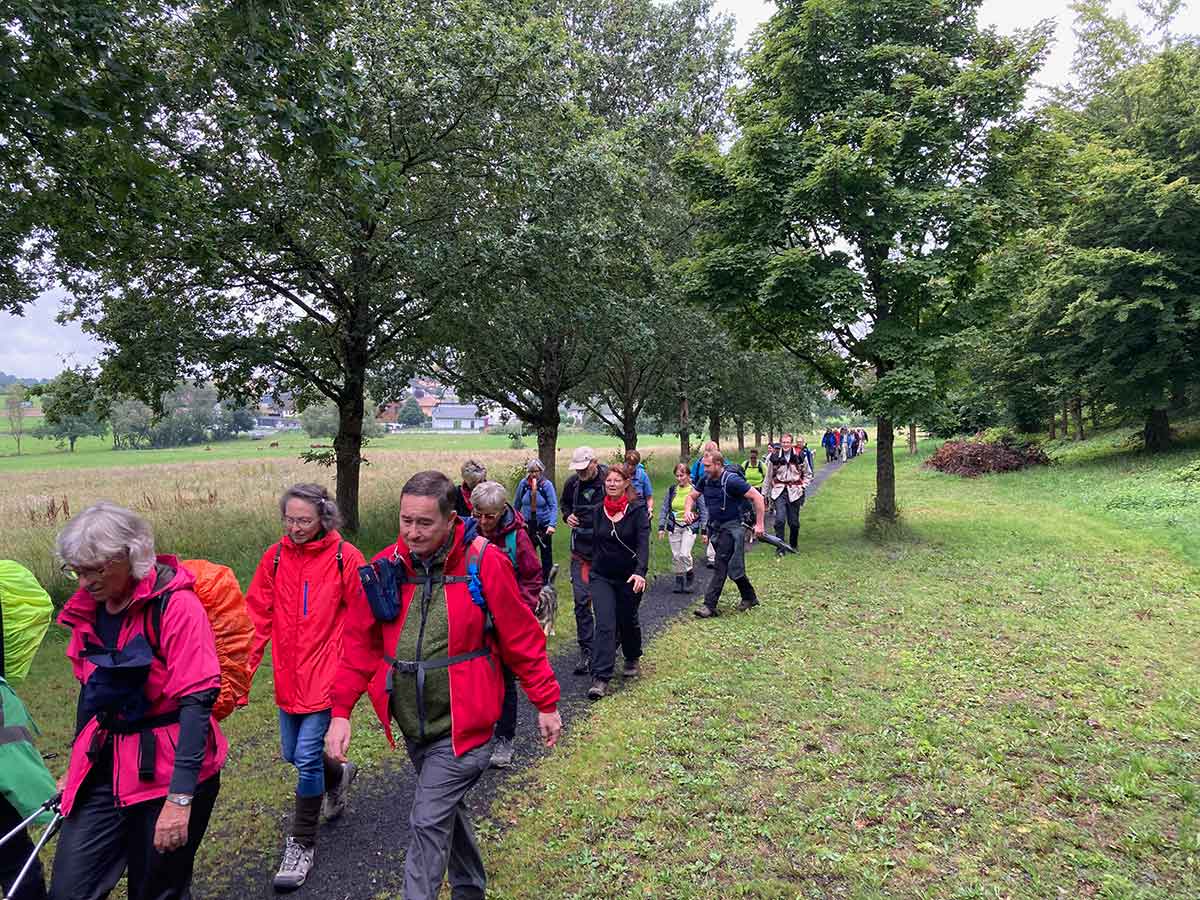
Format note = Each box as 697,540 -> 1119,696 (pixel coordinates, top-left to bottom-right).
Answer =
413,560 -> 433,741
303,581 -> 309,617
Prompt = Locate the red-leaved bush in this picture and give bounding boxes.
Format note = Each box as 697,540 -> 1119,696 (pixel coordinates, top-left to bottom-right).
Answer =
924,439 -> 1051,477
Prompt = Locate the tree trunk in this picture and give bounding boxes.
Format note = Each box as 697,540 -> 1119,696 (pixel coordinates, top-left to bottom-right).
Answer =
768,425 -> 774,445
69,435 -> 78,452
907,423 -> 917,455
1048,414 -> 1057,440
708,411 -> 720,445
1061,399 -> 1069,436
874,417 -> 896,521
537,422 -> 560,486
334,390 -> 366,533
1144,407 -> 1171,452
622,422 -> 638,453
736,418 -> 745,452
1072,396 -> 1084,441
754,425 -> 762,449
678,395 -> 689,461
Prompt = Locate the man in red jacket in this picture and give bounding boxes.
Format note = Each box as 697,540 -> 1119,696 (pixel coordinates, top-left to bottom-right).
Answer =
326,471 -> 561,900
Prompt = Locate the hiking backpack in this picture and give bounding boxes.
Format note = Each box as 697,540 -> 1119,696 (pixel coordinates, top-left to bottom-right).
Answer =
144,560 -> 255,720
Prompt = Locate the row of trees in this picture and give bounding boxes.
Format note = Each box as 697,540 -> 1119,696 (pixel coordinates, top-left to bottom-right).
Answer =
2,0 -> 759,529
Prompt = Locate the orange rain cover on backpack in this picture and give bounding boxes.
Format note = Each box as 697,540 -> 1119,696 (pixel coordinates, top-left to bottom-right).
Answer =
182,559 -> 255,720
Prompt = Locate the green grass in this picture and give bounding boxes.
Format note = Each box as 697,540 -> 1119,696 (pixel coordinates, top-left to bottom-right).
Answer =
475,434 -> 1200,899
0,429 -> 675,473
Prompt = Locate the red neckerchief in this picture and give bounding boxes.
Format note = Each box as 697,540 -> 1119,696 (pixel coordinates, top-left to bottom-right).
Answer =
604,495 -> 629,518
461,485 -> 473,513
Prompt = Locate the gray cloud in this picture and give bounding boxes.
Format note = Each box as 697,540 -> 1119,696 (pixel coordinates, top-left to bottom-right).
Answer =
0,288 -> 104,379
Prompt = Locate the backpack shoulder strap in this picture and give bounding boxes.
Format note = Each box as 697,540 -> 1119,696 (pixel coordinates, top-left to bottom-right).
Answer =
504,530 -> 518,569
144,591 -> 172,662
336,539 -> 344,575
272,542 -> 282,577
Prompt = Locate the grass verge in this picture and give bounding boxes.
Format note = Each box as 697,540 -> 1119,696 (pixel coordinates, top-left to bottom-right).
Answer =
477,438 -> 1200,899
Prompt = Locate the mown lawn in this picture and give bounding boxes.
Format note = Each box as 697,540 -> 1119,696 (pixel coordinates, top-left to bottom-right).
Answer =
477,435 -> 1200,899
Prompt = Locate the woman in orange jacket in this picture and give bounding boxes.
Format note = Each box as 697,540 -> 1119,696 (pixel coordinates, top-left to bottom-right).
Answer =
245,484 -> 367,891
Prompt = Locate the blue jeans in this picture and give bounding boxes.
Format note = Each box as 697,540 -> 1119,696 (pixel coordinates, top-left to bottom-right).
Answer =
279,709 -> 332,798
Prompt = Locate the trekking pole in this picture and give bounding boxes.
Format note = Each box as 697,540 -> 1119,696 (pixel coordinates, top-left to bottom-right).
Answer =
0,796 -> 58,849
3,801 -> 63,900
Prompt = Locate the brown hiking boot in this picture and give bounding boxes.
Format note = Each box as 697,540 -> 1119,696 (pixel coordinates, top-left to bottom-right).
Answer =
587,679 -> 607,701
736,598 -> 760,612
622,661 -> 640,678
693,605 -> 718,618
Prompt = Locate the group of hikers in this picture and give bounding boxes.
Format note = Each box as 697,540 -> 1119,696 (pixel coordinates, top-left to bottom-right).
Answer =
0,430 -> 865,900
821,426 -> 868,462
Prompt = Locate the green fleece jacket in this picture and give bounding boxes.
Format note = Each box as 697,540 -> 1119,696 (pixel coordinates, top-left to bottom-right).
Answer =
0,677 -> 57,823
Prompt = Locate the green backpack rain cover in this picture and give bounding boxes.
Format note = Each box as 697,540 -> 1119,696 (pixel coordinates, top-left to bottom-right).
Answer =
0,561 -> 54,683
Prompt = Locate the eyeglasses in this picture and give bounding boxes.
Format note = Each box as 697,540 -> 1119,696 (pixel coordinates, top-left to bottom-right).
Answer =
284,516 -> 317,527
60,558 -> 122,580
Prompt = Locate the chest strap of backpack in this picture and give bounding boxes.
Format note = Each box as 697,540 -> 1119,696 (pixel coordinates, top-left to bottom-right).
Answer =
383,536 -> 494,741
273,539 -> 344,577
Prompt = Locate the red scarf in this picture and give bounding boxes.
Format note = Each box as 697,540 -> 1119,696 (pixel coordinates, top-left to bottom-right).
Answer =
604,495 -> 629,518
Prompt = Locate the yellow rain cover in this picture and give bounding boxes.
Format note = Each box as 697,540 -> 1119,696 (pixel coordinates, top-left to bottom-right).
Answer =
0,561 -> 54,683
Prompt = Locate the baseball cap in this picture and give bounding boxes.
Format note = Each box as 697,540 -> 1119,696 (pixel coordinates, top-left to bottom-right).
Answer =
569,446 -> 596,470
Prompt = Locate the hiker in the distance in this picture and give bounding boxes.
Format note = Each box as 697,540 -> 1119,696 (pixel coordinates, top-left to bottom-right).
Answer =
560,446 -> 607,676
625,449 -> 654,521
244,483 -> 367,890
822,428 -> 837,463
685,450 -> 766,617
326,471 -> 561,900
658,463 -> 706,594
584,463 -> 650,700
49,503 -> 226,900
0,561 -> 57,900
470,480 -> 543,769
689,441 -> 720,568
454,459 -> 487,517
513,458 -> 558,582
767,434 -> 811,554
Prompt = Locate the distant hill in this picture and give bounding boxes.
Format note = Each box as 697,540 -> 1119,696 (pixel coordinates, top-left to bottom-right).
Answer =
0,371 -> 50,388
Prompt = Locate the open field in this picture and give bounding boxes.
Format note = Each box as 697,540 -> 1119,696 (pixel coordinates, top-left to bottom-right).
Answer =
476,430 -> 1200,899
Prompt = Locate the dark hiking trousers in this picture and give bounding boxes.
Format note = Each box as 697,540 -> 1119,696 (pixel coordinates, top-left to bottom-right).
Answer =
569,556 -> 595,656
529,525 -> 554,583
1,797 -> 47,900
496,664 -> 518,742
589,574 -> 643,681
48,774 -> 219,900
703,527 -> 758,612
773,492 -> 801,548
403,737 -> 491,900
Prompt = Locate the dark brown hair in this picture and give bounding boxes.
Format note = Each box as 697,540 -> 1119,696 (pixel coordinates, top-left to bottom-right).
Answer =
402,470 -> 458,518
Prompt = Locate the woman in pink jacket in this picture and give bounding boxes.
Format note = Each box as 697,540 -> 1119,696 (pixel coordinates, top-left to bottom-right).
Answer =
244,483 -> 366,891
50,502 -> 225,900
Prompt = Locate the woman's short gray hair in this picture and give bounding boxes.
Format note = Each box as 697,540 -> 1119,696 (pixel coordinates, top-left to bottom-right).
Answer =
525,458 -> 545,474
56,501 -> 156,580
460,459 -> 487,487
279,483 -> 341,531
470,481 -> 508,513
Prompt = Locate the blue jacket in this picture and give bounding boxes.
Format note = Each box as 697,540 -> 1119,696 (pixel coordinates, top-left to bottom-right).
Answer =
513,476 -> 558,529
632,463 -> 653,500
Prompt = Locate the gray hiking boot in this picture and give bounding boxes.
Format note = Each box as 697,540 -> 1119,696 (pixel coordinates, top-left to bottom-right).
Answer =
587,679 -> 607,701
321,761 -> 357,820
273,837 -> 315,891
490,737 -> 515,769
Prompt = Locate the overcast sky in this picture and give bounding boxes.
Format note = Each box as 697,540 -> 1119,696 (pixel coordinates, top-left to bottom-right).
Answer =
2,0 -> 1196,379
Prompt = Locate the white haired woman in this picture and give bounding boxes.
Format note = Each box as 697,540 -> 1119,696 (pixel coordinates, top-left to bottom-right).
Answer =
49,502 -> 225,900
513,458 -> 557,582
244,483 -> 367,890
454,460 -> 488,517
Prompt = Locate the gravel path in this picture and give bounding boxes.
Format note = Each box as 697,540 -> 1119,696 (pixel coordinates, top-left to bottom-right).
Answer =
202,458 -> 845,898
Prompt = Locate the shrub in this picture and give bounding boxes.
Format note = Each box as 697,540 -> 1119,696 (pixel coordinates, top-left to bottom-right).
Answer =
925,439 -> 1051,477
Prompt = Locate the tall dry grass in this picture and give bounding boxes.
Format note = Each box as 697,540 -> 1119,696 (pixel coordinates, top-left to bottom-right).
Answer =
0,446 -> 583,602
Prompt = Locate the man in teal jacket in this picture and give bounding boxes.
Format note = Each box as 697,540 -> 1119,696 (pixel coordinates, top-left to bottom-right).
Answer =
1,561 -> 58,900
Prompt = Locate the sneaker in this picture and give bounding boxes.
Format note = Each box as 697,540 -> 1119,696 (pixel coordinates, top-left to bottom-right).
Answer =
273,837 -> 315,891
736,598 -> 760,612
693,605 -> 718,618
587,679 -> 607,701
321,761 -> 357,821
572,652 -> 591,676
490,737 -> 514,769
622,661 -> 640,678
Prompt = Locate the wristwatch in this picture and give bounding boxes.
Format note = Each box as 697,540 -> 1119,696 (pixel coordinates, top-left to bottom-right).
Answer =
165,793 -> 193,807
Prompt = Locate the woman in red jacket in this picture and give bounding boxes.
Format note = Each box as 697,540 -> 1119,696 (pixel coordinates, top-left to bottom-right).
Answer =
245,483 -> 367,891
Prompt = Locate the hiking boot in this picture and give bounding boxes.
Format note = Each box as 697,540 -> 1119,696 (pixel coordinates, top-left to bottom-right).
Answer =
572,652 -> 591,676
693,605 -> 718,619
321,761 -> 357,821
684,569 -> 695,590
736,598 -> 760,612
490,737 -> 514,769
273,837 -> 315,891
705,560 -> 715,569
622,661 -> 640,678
673,575 -> 686,593
587,679 -> 607,701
